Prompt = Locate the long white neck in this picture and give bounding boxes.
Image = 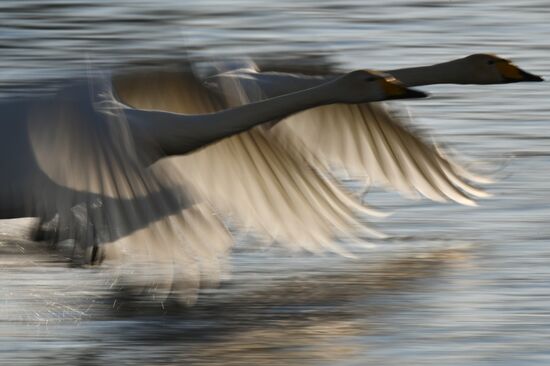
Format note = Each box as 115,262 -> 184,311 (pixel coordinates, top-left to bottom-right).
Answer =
220,60 -> 464,99
125,80 -> 339,161
386,60 -> 465,87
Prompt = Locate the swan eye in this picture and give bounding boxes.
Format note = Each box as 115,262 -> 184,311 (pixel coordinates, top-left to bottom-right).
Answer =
365,77 -> 376,82
487,60 -> 496,65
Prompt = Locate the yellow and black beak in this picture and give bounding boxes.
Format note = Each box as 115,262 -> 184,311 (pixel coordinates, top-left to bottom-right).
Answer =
497,61 -> 544,83
381,77 -> 428,99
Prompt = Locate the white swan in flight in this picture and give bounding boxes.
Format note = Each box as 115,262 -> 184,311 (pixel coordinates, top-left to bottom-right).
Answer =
0,69 -> 424,301
203,54 -> 542,205
88,53 -> 541,302
107,53 -> 542,262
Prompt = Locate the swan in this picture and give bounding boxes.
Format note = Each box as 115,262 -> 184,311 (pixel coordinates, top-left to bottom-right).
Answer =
100,53 -> 542,268
0,69 -> 425,300
202,54 -> 542,205
108,53 -> 541,256
61,53 -> 539,301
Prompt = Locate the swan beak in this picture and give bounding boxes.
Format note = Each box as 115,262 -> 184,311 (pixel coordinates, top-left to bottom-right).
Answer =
400,88 -> 429,99
383,79 -> 428,99
497,62 -> 544,82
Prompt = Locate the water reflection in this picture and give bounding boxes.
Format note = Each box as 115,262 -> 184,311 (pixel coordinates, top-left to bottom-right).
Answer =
0,237 -> 473,365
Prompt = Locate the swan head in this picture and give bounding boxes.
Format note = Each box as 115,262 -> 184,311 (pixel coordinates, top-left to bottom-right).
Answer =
457,54 -> 543,84
336,70 -> 428,103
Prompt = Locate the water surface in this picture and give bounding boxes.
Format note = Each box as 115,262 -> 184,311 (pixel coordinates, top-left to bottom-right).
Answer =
1,1 -> 550,365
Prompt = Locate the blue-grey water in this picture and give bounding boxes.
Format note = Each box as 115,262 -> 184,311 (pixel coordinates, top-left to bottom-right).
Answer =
1,1 -> 550,365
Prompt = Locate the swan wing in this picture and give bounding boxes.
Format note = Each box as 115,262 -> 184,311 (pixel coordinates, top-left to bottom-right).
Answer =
113,67 -> 385,255
273,102 -> 490,206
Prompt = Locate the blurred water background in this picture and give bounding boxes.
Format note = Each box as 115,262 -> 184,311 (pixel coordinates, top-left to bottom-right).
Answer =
1,0 -> 550,365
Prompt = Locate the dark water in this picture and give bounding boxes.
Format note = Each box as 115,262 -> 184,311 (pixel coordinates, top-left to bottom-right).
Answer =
1,1 -> 550,365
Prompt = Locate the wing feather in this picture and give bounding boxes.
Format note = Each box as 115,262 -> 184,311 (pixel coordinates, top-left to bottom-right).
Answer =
273,101 -> 489,205
113,67 -> 384,256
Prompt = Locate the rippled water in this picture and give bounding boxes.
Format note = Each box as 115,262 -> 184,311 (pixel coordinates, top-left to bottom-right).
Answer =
1,0 -> 550,365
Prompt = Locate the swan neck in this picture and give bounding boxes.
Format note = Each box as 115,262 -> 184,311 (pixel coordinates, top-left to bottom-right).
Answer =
386,61 -> 464,87
126,82 -> 338,161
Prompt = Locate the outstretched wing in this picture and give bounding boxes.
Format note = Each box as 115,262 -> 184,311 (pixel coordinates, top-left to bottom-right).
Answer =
113,66 -> 385,256
273,102 -> 491,206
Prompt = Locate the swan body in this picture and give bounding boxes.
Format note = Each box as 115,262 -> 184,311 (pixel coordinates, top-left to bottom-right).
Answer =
1,70 -> 421,219
0,69 -> 424,300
